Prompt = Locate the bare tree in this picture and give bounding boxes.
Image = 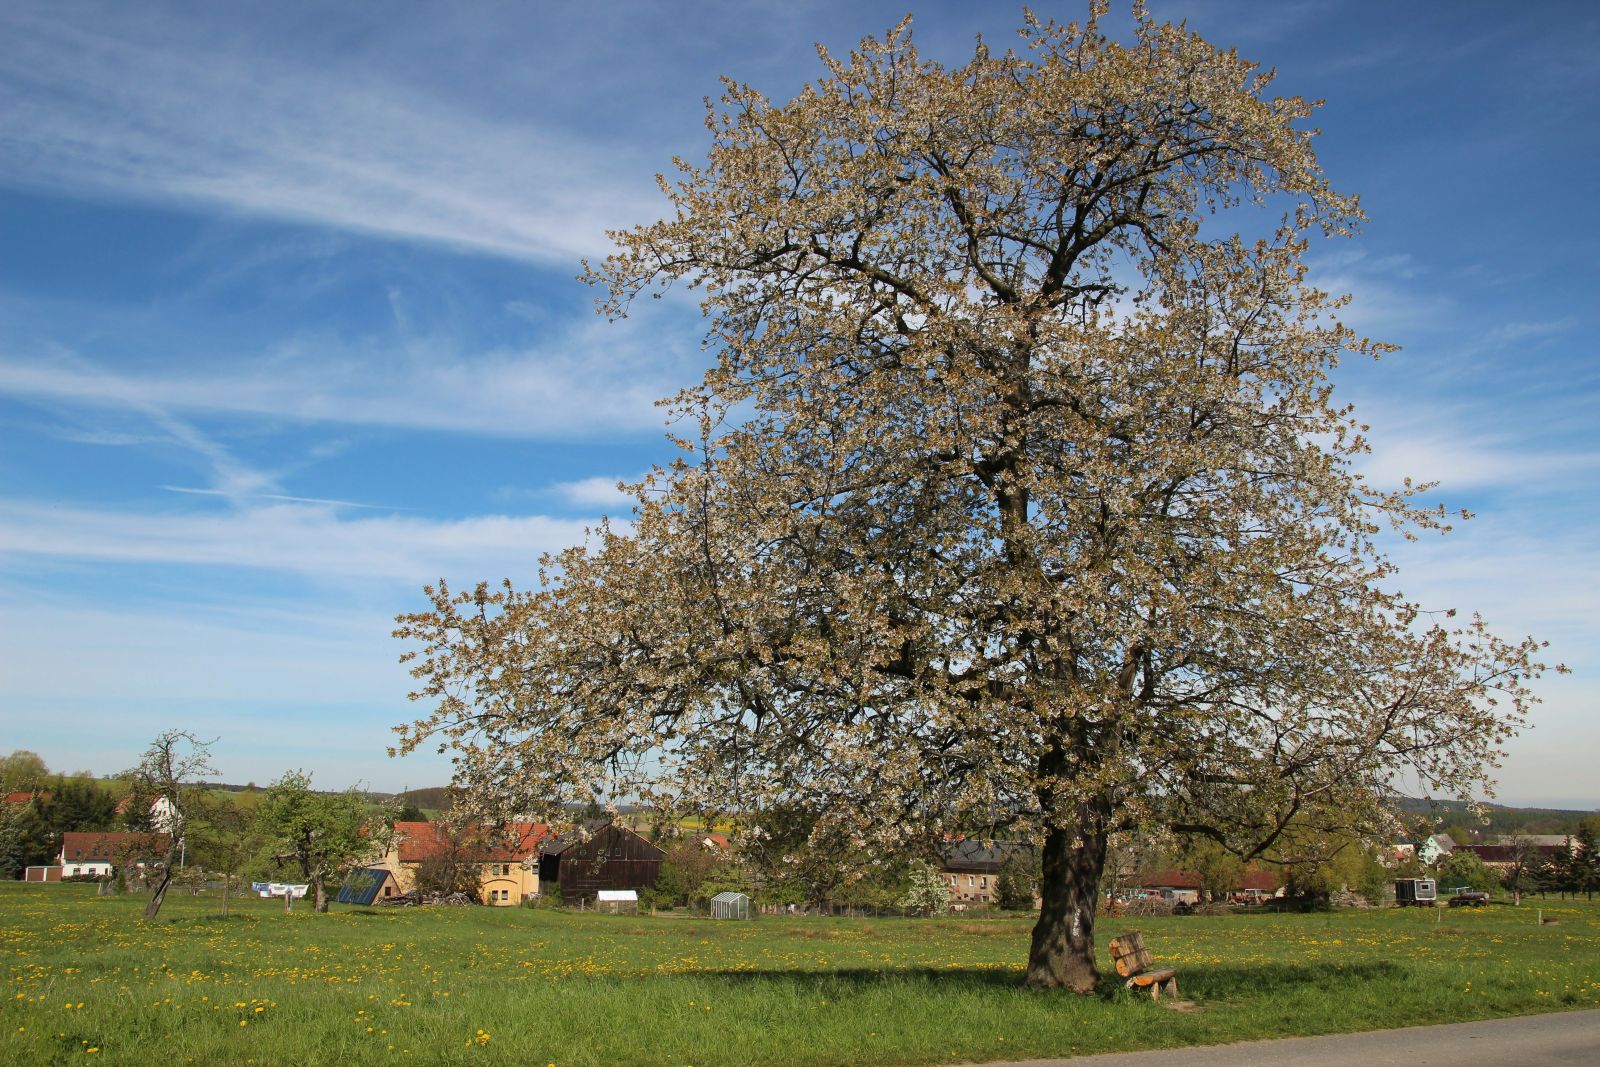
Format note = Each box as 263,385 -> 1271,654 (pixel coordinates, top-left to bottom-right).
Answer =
125,730 -> 216,920
411,829 -> 487,900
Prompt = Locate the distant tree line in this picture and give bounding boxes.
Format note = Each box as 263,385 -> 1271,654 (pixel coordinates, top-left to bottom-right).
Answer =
2,742 -> 397,921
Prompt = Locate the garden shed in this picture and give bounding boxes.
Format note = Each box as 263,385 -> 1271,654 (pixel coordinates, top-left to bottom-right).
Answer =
710,891 -> 751,920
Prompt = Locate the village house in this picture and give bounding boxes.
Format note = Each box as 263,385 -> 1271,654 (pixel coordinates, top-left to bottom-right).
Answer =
377,821 -> 551,906
1392,833 -> 1456,866
939,838 -> 1031,906
112,793 -> 179,833
29,831 -> 173,881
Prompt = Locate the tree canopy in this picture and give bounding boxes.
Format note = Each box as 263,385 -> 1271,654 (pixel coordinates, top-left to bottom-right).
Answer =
396,4 -> 1553,990
255,771 -> 393,913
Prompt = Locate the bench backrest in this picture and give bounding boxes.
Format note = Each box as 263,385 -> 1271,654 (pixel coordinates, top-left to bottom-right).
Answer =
1108,931 -> 1156,977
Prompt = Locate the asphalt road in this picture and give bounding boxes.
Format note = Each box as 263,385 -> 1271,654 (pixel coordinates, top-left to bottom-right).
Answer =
963,1009 -> 1600,1067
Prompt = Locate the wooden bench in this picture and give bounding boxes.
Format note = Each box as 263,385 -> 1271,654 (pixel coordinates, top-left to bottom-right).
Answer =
1109,931 -> 1178,1000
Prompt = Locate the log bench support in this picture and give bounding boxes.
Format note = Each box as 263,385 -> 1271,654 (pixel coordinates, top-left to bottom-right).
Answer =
1109,932 -> 1179,1001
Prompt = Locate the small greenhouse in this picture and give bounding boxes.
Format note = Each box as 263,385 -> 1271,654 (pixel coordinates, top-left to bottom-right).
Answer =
595,889 -> 638,914
710,891 -> 752,920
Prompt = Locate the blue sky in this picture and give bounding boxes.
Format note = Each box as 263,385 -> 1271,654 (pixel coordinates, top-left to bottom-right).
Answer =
2,1 -> 1596,805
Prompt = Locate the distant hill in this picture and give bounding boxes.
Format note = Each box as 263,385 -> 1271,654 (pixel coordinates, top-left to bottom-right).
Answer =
1395,797 -> 1593,837
396,786 -> 455,812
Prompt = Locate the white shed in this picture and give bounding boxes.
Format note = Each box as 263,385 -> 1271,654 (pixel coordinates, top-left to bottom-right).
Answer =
711,891 -> 752,920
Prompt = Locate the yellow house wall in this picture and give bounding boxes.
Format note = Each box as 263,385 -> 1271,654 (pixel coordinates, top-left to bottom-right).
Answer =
476,862 -> 539,905
374,845 -> 539,904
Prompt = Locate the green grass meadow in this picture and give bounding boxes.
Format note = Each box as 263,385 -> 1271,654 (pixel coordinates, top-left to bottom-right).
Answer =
3,883 -> 1598,1066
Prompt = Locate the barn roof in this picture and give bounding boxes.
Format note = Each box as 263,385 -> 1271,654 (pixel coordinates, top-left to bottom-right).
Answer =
540,822 -> 665,860
392,821 -> 551,863
1458,843 -> 1569,864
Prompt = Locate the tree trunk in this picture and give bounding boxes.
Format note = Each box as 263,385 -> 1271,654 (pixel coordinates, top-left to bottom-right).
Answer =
314,874 -> 330,913
1023,803 -> 1110,993
142,866 -> 174,920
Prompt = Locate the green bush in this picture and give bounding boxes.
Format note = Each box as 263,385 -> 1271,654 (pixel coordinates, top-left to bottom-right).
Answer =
1436,850 -> 1500,895
522,885 -> 563,909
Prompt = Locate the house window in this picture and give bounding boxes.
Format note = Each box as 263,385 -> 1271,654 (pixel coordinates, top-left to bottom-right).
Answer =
949,875 -> 957,886
383,886 -> 392,897
980,876 -> 987,888
968,875 -> 975,887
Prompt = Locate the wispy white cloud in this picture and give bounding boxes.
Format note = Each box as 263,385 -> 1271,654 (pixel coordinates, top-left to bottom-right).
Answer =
1351,387 -> 1600,497
0,308 -> 699,439
0,4 -> 661,263
550,475 -> 641,510
1482,319 -> 1576,346
159,486 -> 402,511
1360,433 -> 1600,494
1307,249 -> 1452,335
0,500 -> 591,583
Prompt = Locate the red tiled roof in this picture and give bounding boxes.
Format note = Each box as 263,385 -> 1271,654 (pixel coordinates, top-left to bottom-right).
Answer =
392,821 -> 551,863
59,831 -> 170,863
4,791 -> 51,805
1140,868 -> 1203,889
1237,869 -> 1280,892
1139,867 -> 1278,892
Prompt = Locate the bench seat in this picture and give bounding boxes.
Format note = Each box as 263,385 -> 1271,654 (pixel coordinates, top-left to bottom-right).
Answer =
1109,933 -> 1179,1000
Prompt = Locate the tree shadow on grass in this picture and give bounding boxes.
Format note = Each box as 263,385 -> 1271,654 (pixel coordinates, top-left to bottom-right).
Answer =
1153,960 -> 1406,1000
657,959 -> 1406,1003
670,966 -> 1037,995
179,912 -> 264,928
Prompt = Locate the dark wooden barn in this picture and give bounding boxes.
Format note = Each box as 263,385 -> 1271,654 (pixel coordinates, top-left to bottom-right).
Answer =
539,823 -> 664,900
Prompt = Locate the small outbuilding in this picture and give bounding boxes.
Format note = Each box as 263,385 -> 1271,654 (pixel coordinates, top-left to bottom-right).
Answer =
710,891 -> 752,920
539,823 -> 664,901
595,889 -> 638,914
336,866 -> 401,906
